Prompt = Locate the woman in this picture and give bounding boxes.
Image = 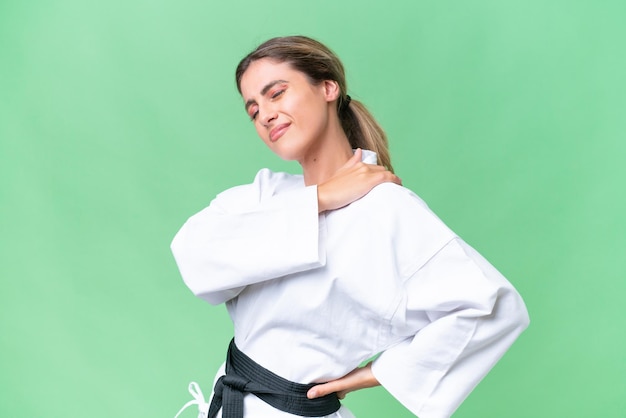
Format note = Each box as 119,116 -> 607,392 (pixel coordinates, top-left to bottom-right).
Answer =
172,36 -> 529,418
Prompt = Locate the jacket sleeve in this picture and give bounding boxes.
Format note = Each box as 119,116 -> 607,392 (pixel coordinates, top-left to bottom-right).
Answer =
170,169 -> 326,305
371,237 -> 529,418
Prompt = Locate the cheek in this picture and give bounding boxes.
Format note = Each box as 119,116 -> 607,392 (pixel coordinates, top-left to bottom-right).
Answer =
299,104 -> 328,135
296,93 -> 327,126
254,124 -> 266,139
254,123 -> 272,146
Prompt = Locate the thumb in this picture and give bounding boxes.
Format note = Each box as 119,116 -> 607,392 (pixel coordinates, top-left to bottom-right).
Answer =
331,148 -> 362,177
307,381 -> 339,399
341,148 -> 362,169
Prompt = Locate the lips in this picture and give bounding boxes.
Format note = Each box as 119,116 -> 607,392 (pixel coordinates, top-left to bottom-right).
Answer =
269,123 -> 291,142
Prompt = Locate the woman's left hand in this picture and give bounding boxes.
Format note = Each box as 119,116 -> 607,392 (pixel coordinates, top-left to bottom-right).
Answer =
306,362 -> 380,400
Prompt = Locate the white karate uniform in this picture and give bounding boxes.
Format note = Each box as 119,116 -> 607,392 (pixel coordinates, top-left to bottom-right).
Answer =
171,150 -> 529,418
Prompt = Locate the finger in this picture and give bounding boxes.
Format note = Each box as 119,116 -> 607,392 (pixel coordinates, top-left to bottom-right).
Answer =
389,173 -> 402,185
332,148 -> 362,177
377,171 -> 402,186
307,381 -> 341,399
343,148 -> 362,168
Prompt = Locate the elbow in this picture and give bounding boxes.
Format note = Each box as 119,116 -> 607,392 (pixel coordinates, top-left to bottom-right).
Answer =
511,283 -> 530,330
195,287 -> 244,305
504,287 -> 530,336
170,239 -> 216,304
171,236 -> 244,305
175,265 -> 242,306
173,258 -> 237,305
517,300 -> 530,332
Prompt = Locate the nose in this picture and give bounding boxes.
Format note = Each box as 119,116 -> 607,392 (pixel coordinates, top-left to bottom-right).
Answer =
259,105 -> 278,127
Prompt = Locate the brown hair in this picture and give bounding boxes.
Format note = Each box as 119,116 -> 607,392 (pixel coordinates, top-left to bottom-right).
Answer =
235,36 -> 393,172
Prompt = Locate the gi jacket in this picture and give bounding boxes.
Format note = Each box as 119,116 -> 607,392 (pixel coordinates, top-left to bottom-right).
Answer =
171,150 -> 529,418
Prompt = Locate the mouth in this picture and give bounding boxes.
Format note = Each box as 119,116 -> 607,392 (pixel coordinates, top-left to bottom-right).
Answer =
269,123 -> 291,142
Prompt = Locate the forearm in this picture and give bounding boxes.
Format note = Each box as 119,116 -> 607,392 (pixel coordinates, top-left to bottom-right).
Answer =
171,184 -> 326,304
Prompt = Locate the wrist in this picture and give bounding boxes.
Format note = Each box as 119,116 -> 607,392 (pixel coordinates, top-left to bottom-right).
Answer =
363,362 -> 380,388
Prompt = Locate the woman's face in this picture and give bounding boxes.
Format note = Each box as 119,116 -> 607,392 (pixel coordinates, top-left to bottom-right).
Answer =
239,58 -> 339,162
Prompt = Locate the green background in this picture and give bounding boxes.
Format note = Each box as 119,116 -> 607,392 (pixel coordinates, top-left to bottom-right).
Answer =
1,1 -> 624,417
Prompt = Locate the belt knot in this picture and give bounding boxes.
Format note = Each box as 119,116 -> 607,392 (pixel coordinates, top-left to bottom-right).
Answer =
179,339 -> 340,418
222,374 -> 250,392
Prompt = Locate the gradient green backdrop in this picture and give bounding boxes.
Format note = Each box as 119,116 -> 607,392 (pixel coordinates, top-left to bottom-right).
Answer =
1,1 -> 624,417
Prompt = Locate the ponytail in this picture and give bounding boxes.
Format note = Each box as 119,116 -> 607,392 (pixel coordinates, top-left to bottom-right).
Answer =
339,98 -> 393,173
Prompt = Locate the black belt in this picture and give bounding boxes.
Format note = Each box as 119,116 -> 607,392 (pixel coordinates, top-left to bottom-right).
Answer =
208,339 -> 341,418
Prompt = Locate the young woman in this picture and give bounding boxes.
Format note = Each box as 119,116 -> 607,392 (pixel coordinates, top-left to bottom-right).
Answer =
172,36 -> 529,418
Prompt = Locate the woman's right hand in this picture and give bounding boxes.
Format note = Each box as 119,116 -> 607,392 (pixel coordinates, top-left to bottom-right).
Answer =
317,149 -> 402,213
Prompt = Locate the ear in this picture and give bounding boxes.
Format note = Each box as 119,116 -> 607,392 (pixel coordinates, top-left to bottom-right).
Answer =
321,80 -> 341,102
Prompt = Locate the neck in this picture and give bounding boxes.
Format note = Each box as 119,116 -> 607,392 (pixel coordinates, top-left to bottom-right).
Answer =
300,123 -> 353,186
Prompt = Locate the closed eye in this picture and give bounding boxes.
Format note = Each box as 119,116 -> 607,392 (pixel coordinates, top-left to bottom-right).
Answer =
248,106 -> 259,121
271,89 -> 285,99
246,85 -> 286,121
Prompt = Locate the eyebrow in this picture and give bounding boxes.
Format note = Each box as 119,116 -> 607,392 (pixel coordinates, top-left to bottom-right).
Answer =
244,79 -> 288,111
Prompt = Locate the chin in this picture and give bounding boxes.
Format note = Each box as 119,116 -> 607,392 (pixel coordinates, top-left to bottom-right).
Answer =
269,143 -> 307,162
273,151 -> 302,162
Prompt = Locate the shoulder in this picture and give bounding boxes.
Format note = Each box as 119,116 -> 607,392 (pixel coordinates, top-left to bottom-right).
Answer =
356,182 -> 444,226
363,182 -> 429,210
349,183 -> 458,275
